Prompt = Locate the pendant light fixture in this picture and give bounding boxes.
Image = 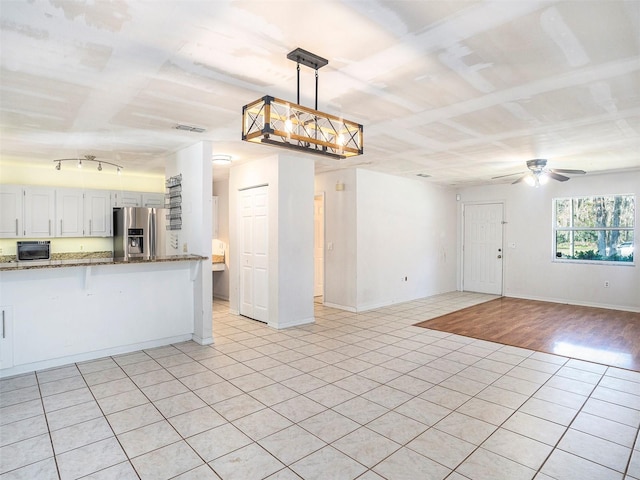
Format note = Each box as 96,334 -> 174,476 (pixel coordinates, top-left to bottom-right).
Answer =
242,48 -> 363,159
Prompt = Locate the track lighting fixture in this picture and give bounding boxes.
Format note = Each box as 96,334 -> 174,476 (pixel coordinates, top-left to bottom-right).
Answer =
53,155 -> 124,173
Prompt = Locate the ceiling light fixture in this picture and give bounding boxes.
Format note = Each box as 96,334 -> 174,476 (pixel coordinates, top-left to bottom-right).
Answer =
54,155 -> 124,173
212,155 -> 232,165
242,47 -> 363,160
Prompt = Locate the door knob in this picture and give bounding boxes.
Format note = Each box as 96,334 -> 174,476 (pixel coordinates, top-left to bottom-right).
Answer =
497,255 -> 502,259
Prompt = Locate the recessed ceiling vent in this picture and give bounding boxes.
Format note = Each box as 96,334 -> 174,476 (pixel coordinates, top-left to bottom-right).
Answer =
175,124 -> 206,133
416,173 -> 431,178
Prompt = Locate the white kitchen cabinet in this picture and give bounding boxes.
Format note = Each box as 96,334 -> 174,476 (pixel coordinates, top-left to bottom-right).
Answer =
112,191 -> 142,207
0,306 -> 13,370
24,187 -> 55,237
142,192 -> 165,207
113,191 -> 165,208
84,190 -> 112,237
56,188 -> 84,237
212,195 -> 219,239
0,185 -> 22,238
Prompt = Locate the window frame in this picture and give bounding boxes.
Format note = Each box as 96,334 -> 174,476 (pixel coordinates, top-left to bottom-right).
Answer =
552,194 -> 635,266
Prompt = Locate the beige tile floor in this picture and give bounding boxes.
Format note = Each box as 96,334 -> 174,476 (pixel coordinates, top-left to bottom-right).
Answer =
1,291 -> 639,480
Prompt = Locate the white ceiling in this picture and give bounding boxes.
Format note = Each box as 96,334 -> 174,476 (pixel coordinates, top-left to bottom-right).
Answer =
1,0 -> 639,186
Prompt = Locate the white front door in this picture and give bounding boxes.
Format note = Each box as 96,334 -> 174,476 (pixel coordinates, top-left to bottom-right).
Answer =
239,186 -> 269,323
314,194 -> 324,298
463,203 -> 504,295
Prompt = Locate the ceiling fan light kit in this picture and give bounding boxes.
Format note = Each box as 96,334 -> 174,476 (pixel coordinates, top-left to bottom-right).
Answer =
242,48 -> 363,160
493,159 -> 586,187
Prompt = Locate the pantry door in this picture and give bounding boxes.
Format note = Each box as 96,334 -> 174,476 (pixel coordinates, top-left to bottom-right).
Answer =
463,203 -> 504,295
239,186 -> 269,322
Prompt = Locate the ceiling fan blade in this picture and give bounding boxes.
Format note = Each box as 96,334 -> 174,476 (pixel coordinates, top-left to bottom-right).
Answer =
492,171 -> 524,179
512,175 -> 526,184
550,168 -> 586,175
548,171 -> 570,182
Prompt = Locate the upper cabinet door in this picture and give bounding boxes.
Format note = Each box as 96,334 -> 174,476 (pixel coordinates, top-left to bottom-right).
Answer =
56,189 -> 84,237
0,185 -> 22,238
112,191 -> 142,207
24,187 -> 55,237
142,192 -> 164,208
84,190 -> 112,237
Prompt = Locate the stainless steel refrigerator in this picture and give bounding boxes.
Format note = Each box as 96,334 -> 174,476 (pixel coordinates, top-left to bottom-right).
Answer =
113,207 -> 167,260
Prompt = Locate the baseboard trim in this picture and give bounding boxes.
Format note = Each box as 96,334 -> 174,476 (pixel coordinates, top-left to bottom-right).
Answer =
323,302 -> 357,313
270,316 -> 315,330
1,334 -> 193,379
505,294 -> 640,313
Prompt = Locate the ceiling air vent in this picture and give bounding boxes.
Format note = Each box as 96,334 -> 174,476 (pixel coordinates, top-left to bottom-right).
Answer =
416,173 -> 431,178
175,124 -> 206,133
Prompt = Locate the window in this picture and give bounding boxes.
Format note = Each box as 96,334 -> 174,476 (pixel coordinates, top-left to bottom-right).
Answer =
553,195 -> 635,263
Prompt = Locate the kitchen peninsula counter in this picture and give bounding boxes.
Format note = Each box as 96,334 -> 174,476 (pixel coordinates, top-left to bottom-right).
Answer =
0,252 -> 209,377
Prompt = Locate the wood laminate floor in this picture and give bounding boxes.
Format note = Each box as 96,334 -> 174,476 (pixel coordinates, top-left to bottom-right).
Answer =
415,297 -> 640,371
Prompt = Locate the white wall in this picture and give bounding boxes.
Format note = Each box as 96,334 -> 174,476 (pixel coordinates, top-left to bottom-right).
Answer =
457,170 -> 640,311
315,169 -> 458,312
356,169 -> 457,310
229,153 -> 315,329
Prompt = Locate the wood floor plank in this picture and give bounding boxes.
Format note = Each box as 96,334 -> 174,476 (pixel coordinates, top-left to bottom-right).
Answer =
415,297 -> 640,371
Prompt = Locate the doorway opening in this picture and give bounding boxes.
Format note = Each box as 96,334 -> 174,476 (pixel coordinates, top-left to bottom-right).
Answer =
314,193 -> 325,303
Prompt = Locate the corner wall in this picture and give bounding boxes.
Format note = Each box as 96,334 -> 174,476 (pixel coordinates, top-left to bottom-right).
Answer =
456,170 -> 640,311
315,169 -> 458,312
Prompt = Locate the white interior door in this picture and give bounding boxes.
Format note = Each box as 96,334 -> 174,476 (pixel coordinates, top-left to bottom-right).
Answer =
463,203 -> 504,295
239,186 -> 269,322
314,194 -> 324,297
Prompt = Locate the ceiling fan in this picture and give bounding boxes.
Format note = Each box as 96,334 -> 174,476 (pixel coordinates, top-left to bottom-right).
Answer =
493,159 -> 586,186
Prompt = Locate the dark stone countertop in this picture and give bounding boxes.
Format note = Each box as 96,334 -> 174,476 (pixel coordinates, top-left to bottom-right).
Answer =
0,254 -> 208,271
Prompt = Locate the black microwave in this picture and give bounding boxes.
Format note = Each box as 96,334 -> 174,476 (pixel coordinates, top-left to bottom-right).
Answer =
17,241 -> 51,261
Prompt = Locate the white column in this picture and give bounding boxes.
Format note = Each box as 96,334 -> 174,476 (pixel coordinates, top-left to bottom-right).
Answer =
229,153 -> 315,329
166,141 -> 213,345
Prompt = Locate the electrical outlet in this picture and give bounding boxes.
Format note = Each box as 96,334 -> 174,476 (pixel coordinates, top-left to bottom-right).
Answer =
604,281 -> 610,288
0,247 -> 3,254
182,243 -> 188,253
80,244 -> 84,251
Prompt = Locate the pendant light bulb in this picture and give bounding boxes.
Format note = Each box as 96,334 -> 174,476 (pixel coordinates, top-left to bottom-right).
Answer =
55,161 -> 61,171
77,159 -> 82,169
117,167 -> 122,175
97,162 -> 102,171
